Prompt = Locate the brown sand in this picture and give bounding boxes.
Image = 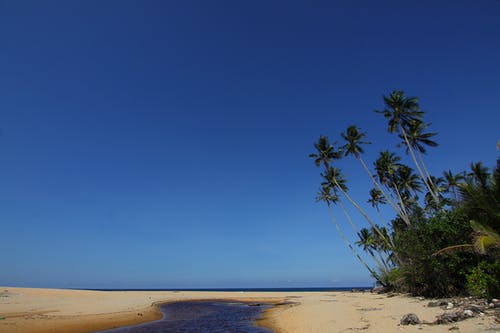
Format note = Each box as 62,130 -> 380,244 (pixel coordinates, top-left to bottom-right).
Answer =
0,287 -> 495,333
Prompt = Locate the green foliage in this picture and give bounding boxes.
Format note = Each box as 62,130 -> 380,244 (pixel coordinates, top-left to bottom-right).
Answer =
466,260 -> 500,299
394,210 -> 478,297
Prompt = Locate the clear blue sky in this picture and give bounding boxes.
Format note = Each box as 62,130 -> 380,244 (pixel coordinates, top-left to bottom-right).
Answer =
1,0 -> 499,289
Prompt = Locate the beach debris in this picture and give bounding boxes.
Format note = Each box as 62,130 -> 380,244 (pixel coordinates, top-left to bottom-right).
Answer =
428,300 -> 448,307
448,326 -> 459,331
434,311 -> 469,324
463,309 -> 474,318
400,313 -> 422,325
446,302 -> 454,310
0,316 -> 5,320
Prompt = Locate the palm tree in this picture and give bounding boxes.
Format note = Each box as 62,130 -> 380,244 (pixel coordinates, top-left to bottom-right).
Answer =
342,125 -> 405,224
367,188 -> 393,238
322,166 -> 390,245
469,162 -> 490,188
316,185 -> 381,281
400,120 -> 440,200
443,170 -> 465,201
376,91 -> 439,203
374,151 -> 411,225
309,135 -> 342,168
394,165 -> 422,201
368,188 -> 386,211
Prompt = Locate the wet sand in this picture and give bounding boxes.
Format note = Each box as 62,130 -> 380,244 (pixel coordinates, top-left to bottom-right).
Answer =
0,287 -> 495,333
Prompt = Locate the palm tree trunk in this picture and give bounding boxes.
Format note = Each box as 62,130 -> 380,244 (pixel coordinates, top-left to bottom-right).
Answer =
333,178 -> 390,245
392,183 -> 410,226
417,149 -> 441,199
336,202 -> 387,274
400,125 -> 440,203
357,156 -> 411,225
325,206 -> 380,282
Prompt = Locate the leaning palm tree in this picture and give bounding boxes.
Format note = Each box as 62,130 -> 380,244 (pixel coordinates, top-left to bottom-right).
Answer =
342,125 -> 406,224
376,91 -> 439,203
400,120 -> 440,199
322,166 -> 390,245
316,185 -> 381,281
356,228 -> 389,273
311,136 -> 391,243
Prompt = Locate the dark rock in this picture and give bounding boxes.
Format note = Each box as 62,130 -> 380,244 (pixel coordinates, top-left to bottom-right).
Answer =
434,311 -> 466,324
400,313 -> 422,325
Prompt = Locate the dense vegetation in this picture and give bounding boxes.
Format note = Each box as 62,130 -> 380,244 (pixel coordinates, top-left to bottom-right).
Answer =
310,91 -> 499,298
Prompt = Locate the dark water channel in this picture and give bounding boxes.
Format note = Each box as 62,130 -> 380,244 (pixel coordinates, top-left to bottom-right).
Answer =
96,301 -> 274,333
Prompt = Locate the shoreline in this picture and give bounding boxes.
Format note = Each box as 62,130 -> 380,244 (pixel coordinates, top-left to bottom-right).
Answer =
0,287 -> 495,333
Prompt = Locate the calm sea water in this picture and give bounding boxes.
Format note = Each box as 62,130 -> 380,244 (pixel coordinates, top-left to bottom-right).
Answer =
96,301 -> 273,333
87,287 -> 371,292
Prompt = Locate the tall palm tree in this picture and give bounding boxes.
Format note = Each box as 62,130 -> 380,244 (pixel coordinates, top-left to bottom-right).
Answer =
342,125 -> 405,223
376,91 -> 439,203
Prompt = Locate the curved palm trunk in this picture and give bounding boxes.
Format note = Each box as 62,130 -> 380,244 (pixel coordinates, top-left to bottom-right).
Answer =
392,183 -> 410,226
374,206 -> 396,249
416,149 -> 443,204
336,201 -> 387,274
400,125 -> 440,203
357,156 -> 411,226
338,200 -> 359,234
325,206 -> 381,282
333,178 -> 390,246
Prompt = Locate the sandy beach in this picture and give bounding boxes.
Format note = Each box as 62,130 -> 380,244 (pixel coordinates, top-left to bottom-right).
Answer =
0,287 -> 496,333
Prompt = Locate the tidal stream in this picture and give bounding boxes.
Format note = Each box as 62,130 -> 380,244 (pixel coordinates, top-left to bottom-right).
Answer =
96,301 -> 274,333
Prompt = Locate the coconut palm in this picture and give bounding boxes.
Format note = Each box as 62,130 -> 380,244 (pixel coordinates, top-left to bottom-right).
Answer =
321,165 -> 390,244
394,165 -> 422,199
342,125 -> 405,223
374,151 -> 411,225
368,188 -> 387,211
309,135 -> 341,168
376,91 -> 439,203
400,120 -> 440,199
356,228 -> 388,272
443,170 -> 465,201
468,162 -> 490,188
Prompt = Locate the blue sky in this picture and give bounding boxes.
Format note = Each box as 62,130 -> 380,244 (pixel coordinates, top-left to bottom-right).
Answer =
1,0 -> 499,289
